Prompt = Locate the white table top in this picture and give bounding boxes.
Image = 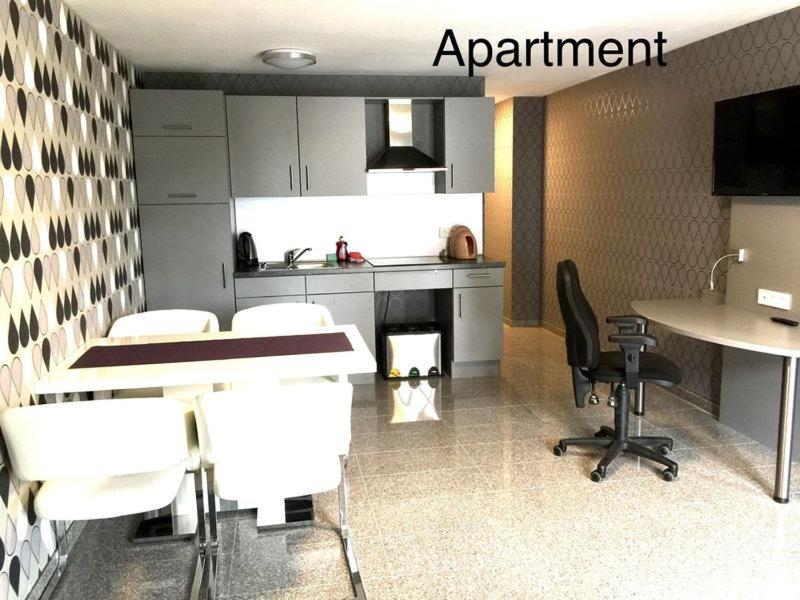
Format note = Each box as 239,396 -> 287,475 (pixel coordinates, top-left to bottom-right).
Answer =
631,299 -> 800,358
33,325 -> 377,395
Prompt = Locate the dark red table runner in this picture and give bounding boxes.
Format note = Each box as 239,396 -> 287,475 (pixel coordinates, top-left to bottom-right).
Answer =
70,332 -> 354,369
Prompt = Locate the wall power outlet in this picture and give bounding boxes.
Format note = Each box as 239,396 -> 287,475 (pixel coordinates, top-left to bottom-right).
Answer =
438,228 -> 450,239
758,288 -> 792,311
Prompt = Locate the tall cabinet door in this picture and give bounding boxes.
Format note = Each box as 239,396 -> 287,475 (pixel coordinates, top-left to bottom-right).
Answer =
442,97 -> 495,194
227,96 -> 301,197
139,204 -> 236,328
452,286 -> 503,363
297,97 -> 367,197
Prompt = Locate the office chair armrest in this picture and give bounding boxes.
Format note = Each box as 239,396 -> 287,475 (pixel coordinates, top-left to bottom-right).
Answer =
608,333 -> 658,388
606,315 -> 648,334
608,333 -> 656,348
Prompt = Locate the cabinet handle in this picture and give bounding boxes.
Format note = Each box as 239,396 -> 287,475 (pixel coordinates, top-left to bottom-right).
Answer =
467,273 -> 492,278
221,263 -> 226,289
289,165 -> 293,191
167,193 -> 198,198
450,163 -> 454,188
305,165 -> 309,191
162,124 -> 192,130
458,292 -> 462,318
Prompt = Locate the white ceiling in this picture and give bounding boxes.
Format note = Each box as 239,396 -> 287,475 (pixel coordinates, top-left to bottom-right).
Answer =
71,0 -> 800,99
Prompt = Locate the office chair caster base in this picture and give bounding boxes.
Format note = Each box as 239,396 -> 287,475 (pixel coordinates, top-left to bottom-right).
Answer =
553,445 -> 565,456
590,469 -> 604,482
662,468 -> 676,482
658,444 -> 671,456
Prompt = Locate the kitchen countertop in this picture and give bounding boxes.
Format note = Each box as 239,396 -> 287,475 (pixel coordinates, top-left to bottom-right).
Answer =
234,255 -> 505,278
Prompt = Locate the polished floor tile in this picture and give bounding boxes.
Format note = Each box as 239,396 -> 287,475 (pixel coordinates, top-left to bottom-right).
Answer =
53,326 -> 800,599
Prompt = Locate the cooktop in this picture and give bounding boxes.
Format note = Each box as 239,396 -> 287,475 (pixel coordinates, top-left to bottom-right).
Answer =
367,256 -> 448,267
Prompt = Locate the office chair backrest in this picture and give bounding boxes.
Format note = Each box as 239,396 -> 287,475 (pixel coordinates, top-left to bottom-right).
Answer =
556,260 -> 600,370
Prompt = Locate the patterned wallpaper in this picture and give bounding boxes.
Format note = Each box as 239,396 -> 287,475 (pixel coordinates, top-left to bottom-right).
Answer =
486,97 -> 543,326
542,6 -> 800,408
510,97 -> 543,325
140,72 -> 484,97
0,0 -> 142,598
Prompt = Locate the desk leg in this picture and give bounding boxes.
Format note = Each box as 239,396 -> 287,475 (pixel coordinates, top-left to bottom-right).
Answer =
774,356 -> 798,504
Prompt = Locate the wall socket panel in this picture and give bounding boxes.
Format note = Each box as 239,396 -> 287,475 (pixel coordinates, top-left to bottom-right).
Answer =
758,288 -> 792,311
438,228 -> 450,239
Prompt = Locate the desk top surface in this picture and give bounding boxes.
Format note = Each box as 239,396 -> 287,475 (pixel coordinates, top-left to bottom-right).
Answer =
631,299 -> 800,358
34,325 -> 376,395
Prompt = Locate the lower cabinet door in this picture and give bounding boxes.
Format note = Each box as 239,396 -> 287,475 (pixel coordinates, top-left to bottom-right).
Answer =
452,286 -> 503,363
308,292 -> 376,356
139,203 -> 235,328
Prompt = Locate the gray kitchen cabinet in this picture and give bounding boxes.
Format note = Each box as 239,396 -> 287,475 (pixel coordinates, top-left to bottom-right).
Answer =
297,97 -> 367,197
134,137 -> 230,204
308,292 -> 376,356
236,295 -> 306,310
440,97 -> 495,194
235,276 -> 305,298
130,90 -> 226,136
374,269 -> 452,292
306,273 -> 373,294
227,96 -> 301,197
139,203 -> 235,328
452,286 -> 503,363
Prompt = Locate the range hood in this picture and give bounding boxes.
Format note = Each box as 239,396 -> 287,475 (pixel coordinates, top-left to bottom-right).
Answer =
367,99 -> 447,173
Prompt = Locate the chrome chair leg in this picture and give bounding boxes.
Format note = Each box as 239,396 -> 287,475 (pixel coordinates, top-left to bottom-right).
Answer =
40,520 -> 69,600
190,469 -> 208,600
204,466 -> 218,600
339,455 -> 366,600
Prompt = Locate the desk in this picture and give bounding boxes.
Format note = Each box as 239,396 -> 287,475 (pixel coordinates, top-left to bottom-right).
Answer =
33,325 -> 377,532
631,299 -> 800,503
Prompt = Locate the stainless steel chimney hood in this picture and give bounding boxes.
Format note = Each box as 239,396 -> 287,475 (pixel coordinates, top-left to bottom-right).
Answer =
367,99 -> 446,173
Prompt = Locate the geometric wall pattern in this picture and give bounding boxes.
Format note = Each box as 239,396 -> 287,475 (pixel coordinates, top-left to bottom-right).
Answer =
140,71 -> 485,98
542,6 -> 800,408
510,97 -> 544,325
0,0 -> 142,597
486,97 -> 544,325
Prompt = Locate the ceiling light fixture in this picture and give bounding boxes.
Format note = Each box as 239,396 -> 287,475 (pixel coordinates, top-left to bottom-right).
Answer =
259,48 -> 316,70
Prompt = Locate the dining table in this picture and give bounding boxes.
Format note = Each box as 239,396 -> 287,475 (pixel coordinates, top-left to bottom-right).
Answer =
33,324 -> 377,540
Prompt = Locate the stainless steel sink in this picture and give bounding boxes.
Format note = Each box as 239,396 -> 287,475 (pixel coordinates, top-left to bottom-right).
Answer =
288,261 -> 341,270
258,261 -> 340,271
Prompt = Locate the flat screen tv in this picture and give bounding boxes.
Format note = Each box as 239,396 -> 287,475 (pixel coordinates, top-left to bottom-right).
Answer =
713,85 -> 800,196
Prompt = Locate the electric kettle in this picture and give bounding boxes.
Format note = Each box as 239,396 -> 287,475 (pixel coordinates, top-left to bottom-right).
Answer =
236,232 -> 259,268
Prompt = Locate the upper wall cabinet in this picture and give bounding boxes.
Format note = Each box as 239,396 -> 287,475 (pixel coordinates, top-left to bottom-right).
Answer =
227,96 -> 300,197
130,90 -> 226,136
134,137 -> 230,204
438,97 -> 495,194
296,97 -> 366,197
227,96 -> 367,198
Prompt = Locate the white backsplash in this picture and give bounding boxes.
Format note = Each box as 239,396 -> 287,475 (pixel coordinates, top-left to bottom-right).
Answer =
234,173 -> 484,262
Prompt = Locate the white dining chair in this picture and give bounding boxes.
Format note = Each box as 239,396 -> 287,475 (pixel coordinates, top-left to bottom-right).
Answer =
108,309 -> 220,399
108,309 -> 220,338
196,382 -> 365,599
231,303 -> 340,384
0,398 -> 209,600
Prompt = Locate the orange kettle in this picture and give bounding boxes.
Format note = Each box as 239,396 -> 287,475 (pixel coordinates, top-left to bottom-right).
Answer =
447,225 -> 477,260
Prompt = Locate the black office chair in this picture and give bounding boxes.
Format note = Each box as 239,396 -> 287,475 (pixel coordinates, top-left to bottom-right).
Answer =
552,260 -> 680,482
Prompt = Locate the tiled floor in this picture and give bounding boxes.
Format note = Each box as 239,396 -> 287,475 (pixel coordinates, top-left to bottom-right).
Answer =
51,327 -> 800,599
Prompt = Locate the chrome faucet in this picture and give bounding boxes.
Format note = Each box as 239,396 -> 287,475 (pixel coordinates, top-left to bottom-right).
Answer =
285,247 -> 312,267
